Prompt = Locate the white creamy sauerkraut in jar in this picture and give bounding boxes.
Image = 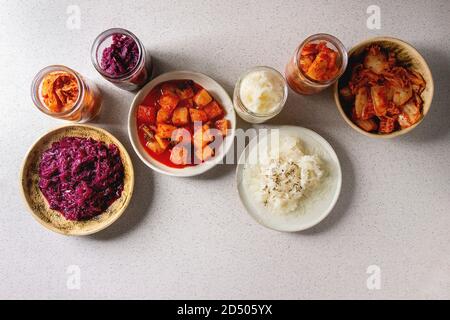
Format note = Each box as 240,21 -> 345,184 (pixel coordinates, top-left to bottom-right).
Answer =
233,66 -> 288,123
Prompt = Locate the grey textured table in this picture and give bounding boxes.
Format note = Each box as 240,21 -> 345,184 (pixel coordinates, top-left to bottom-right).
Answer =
1,0 -> 449,299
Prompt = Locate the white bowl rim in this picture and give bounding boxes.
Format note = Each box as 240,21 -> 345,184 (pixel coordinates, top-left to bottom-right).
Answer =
235,125 -> 342,232
128,70 -> 236,177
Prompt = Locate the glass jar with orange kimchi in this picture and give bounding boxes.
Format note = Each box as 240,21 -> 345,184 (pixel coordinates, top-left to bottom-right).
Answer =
31,65 -> 103,122
285,34 -> 348,95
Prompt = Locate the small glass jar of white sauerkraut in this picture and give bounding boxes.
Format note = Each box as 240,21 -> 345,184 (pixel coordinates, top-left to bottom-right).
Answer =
233,66 -> 288,123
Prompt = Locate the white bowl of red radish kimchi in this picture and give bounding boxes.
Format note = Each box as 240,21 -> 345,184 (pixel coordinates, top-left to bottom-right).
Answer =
334,37 -> 434,138
128,70 -> 236,177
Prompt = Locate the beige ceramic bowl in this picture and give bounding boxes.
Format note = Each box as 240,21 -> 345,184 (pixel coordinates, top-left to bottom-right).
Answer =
20,124 -> 134,236
334,37 -> 434,138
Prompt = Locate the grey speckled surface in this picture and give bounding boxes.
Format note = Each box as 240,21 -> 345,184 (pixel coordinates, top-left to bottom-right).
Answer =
1,0 -> 450,299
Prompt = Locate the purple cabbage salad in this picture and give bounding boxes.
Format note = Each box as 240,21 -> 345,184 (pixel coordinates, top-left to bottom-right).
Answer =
38,137 -> 125,221
100,33 -> 139,77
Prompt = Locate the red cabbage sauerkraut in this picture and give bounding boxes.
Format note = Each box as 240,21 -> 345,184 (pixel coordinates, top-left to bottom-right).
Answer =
38,137 -> 125,221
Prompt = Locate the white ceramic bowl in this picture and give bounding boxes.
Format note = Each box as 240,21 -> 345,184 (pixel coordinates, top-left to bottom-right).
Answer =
128,71 -> 236,177
236,126 -> 342,232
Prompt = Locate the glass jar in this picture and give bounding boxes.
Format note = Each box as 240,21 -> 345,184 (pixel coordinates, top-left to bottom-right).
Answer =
285,33 -> 348,95
31,65 -> 103,122
91,28 -> 151,91
233,66 -> 288,124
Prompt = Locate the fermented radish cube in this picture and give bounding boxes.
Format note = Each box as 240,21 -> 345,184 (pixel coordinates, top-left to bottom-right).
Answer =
156,123 -> 177,139
172,107 -> 190,126
158,92 -> 180,112
193,89 -> 212,107
154,134 -> 170,150
156,108 -> 171,123
189,108 -> 208,123
203,101 -> 224,120
137,105 -> 157,124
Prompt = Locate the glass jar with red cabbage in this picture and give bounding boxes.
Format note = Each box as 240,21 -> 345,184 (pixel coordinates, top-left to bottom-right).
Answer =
91,28 -> 152,91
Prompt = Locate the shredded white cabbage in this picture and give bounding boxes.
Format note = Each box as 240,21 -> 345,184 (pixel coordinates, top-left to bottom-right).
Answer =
249,136 -> 323,214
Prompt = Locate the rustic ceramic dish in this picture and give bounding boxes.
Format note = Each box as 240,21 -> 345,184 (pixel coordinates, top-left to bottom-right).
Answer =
334,36 -> 434,138
236,126 -> 342,232
20,124 -> 134,236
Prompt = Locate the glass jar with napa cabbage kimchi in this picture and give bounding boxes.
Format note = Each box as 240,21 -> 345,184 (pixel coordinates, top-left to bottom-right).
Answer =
31,65 -> 103,122
285,34 -> 348,95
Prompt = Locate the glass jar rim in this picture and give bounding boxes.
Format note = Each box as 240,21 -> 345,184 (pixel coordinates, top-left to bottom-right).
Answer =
293,33 -> 348,87
234,66 -> 288,118
90,27 -> 144,81
31,65 -> 85,117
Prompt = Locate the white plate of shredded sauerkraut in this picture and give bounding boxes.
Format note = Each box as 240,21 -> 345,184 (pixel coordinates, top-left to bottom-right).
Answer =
236,126 -> 342,232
